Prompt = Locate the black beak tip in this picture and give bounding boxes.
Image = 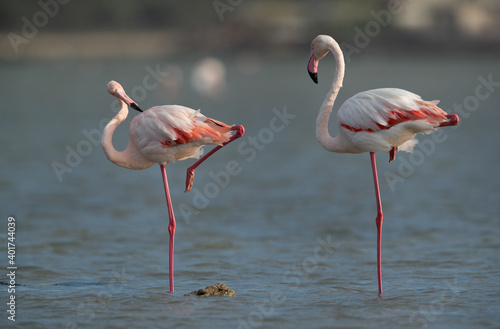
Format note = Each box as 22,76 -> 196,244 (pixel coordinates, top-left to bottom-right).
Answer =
131,103 -> 143,112
308,70 -> 318,84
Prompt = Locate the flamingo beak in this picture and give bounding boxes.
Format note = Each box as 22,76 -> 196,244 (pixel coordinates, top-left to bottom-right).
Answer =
116,88 -> 143,112
308,50 -> 318,84
130,103 -> 143,113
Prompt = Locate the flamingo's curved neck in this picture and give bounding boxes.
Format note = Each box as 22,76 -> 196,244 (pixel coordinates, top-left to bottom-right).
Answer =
101,101 -> 155,170
315,39 -> 348,153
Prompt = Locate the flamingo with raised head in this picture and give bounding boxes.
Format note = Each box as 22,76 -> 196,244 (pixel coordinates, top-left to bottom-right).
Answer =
102,81 -> 244,293
307,35 -> 458,295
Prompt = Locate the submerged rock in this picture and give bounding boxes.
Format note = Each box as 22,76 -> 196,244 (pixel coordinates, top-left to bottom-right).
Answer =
185,283 -> 236,297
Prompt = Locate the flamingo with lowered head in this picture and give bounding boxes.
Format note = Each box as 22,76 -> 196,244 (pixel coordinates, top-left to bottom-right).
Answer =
307,35 -> 458,295
102,81 -> 244,293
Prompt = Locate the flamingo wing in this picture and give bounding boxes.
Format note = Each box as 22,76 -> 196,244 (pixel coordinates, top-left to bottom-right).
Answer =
130,105 -> 232,163
337,88 -> 450,155
338,88 -> 448,133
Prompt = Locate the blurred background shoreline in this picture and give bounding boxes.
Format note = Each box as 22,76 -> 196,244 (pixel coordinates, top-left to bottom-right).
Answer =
1,0 -> 499,61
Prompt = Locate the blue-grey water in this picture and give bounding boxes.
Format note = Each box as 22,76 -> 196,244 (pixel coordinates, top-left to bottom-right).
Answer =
1,54 -> 500,328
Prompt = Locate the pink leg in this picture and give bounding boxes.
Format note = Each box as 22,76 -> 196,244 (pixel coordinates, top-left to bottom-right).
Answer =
370,152 -> 384,295
160,164 -> 176,293
185,125 -> 245,192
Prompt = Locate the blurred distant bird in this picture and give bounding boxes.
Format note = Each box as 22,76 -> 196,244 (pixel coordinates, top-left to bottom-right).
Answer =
102,81 -> 244,293
307,35 -> 458,295
191,57 -> 227,100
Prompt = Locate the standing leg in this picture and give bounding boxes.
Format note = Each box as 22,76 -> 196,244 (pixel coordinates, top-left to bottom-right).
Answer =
160,164 -> 176,293
185,125 -> 245,192
370,152 -> 384,295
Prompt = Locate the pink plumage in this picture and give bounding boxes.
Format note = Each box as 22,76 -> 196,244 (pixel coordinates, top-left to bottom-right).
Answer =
129,105 -> 233,163
335,88 -> 457,158
339,88 -> 447,133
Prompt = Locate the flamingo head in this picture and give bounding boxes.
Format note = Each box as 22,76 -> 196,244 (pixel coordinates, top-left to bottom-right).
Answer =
107,80 -> 143,112
308,35 -> 333,84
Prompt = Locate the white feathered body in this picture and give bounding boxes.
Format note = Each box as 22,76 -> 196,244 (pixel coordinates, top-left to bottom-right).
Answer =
334,88 -> 449,154
129,105 -> 232,164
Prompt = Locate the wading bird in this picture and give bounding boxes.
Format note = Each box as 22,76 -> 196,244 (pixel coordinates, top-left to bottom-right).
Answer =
102,81 -> 244,293
307,35 -> 458,295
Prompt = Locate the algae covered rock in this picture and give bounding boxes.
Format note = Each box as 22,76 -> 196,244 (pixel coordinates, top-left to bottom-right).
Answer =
185,283 -> 235,297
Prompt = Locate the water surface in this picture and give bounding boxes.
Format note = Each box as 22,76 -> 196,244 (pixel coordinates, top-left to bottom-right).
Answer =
1,55 -> 499,328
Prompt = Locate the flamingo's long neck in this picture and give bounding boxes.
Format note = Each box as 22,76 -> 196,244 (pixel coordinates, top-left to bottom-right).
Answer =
315,39 -> 348,153
101,100 -> 155,170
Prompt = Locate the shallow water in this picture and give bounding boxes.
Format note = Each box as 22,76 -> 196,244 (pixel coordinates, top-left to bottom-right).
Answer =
1,55 -> 500,328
